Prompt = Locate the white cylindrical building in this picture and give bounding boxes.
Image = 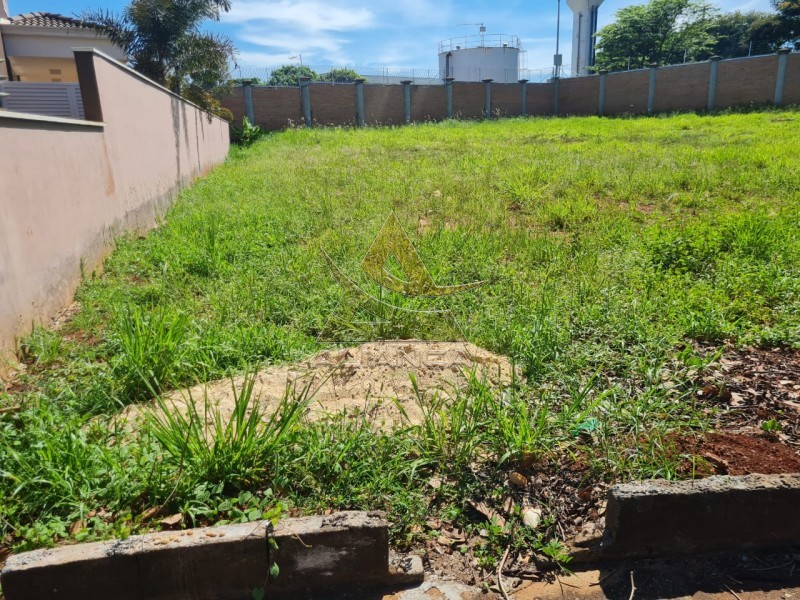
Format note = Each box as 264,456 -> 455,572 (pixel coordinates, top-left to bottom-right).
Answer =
567,0 -> 604,76
438,32 -> 521,83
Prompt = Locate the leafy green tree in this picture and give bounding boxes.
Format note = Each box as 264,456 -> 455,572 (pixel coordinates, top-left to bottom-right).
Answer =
750,0 -> 800,51
594,0 -> 717,72
319,68 -> 362,83
266,65 -> 319,86
704,11 -> 774,58
231,77 -> 265,86
84,0 -> 236,97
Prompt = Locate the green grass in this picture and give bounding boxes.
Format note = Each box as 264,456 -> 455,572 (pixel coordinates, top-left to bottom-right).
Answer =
2,109 -> 800,567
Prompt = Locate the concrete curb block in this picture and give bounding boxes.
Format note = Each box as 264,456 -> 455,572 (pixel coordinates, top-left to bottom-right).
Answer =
593,473 -> 800,560
0,511 -> 422,599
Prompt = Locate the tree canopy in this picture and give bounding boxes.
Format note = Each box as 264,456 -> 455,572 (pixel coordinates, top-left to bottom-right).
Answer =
705,11 -> 775,58
266,65 -> 319,86
319,68 -> 361,83
750,0 -> 800,51
83,0 -> 236,101
265,65 -> 363,86
594,0 -> 717,71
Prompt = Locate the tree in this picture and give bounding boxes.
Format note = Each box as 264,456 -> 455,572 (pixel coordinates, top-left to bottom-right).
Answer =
594,0 -> 717,72
319,68 -> 361,83
750,0 -> 800,51
83,0 -> 236,102
231,77 -> 265,86
702,11 -> 775,58
266,65 -> 319,86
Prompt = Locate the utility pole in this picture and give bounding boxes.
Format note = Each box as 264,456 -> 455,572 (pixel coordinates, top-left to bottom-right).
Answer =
555,0 -> 563,79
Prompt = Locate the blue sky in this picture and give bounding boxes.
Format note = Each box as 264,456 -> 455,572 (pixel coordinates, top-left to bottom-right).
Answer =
8,0 -> 774,73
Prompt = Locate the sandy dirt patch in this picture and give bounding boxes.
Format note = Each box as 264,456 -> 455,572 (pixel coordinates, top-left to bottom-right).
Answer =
128,341 -> 518,427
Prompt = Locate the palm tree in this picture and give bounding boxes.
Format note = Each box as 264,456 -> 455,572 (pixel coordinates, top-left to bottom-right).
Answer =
83,0 -> 236,95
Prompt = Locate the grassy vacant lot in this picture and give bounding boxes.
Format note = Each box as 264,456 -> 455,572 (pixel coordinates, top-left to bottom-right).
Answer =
2,110 -> 799,567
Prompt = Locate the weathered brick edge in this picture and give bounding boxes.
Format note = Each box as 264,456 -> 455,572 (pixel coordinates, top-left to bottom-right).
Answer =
583,473 -> 800,560
0,510 -> 422,600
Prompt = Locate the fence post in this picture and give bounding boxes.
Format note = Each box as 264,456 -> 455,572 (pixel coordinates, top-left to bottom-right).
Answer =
483,78 -> 493,118
242,79 -> 255,125
355,78 -> 366,127
707,56 -> 721,112
299,76 -> 312,127
647,63 -> 658,115
775,48 -> 791,106
598,70 -> 608,116
445,77 -> 454,119
519,79 -> 529,116
401,79 -> 412,124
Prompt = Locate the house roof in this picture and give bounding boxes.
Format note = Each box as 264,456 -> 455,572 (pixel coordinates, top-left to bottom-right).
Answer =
5,12 -> 98,30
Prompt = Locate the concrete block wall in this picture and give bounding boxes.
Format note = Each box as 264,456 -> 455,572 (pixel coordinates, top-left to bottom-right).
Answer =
0,49 -> 229,359
527,83 -> 555,115
716,54 -> 777,107
252,87 -> 302,130
559,76 -> 600,115
221,52 -> 799,131
786,53 -> 800,102
310,83 -> 357,126
364,85 -> 404,125
0,511 -> 420,600
604,69 -> 650,115
452,82 -> 485,119
492,83 -> 522,117
653,62 -> 709,113
410,85 -> 447,122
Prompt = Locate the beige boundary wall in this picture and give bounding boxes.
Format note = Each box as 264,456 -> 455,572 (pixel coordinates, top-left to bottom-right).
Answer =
224,52 -> 800,130
0,48 -> 230,358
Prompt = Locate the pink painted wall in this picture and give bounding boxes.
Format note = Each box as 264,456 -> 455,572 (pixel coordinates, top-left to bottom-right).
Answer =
0,49 -> 229,358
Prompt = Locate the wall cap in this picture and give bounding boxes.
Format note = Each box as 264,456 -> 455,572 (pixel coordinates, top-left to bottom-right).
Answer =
777,48 -> 791,55
71,47 -> 227,125
0,109 -> 104,127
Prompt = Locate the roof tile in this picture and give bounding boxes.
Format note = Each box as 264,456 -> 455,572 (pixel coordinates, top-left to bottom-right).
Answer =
7,11 -> 97,30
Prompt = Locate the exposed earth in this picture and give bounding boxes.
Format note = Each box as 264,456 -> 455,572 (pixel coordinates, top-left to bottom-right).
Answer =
126,341 -> 518,427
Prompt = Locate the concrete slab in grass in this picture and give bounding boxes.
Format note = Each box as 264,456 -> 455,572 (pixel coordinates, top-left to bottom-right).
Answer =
0,511 -> 421,600
600,473 -> 800,559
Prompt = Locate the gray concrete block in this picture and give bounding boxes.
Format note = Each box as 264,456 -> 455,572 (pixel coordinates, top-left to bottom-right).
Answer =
268,511 -> 391,596
0,511 -> 416,600
603,473 -> 800,558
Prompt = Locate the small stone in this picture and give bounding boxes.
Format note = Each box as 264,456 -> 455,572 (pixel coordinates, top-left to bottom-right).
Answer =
509,472 -> 528,488
522,507 -> 542,530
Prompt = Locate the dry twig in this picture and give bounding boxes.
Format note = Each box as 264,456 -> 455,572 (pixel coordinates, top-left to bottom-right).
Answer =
725,584 -> 743,600
628,571 -> 636,600
497,545 -> 511,600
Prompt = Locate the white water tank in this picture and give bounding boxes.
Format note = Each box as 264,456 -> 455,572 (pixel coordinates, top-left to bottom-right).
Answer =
567,0 -> 604,76
438,32 -> 521,83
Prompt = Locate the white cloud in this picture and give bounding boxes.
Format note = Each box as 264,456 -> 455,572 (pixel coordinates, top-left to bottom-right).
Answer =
223,1 -> 375,31
223,1 -> 372,66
